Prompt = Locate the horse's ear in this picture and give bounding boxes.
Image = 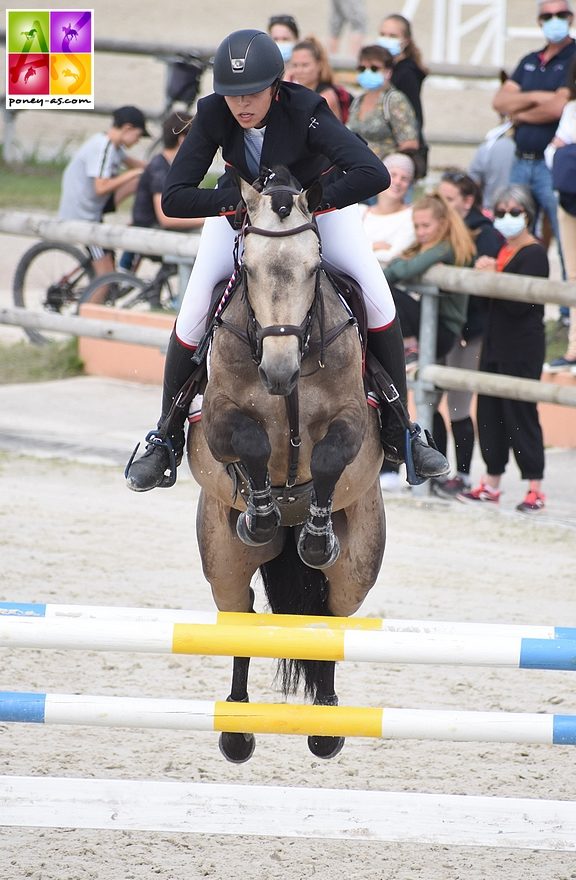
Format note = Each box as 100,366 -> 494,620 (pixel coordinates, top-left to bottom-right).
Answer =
239,177 -> 262,214
305,181 -> 323,213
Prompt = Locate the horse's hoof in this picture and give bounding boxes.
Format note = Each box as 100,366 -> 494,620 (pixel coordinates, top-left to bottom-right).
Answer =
297,531 -> 340,569
218,731 -> 256,764
236,509 -> 280,547
307,734 -> 345,759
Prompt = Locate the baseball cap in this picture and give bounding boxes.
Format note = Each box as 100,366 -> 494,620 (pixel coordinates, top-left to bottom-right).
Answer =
112,105 -> 151,136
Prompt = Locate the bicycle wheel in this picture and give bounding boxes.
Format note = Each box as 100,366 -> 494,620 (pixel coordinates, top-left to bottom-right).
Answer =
79,269 -> 179,312
13,241 -> 95,345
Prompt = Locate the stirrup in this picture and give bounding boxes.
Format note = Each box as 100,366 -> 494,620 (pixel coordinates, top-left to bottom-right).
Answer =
124,430 -> 178,489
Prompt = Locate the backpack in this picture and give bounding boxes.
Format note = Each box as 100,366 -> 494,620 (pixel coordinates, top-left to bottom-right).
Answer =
332,83 -> 353,124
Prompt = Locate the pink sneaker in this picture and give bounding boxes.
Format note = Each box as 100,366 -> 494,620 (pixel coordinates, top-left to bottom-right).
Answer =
458,482 -> 500,504
516,490 -> 545,512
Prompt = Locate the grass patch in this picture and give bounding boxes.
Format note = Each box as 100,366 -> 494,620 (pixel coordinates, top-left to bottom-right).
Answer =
545,318 -> 569,364
0,157 -> 66,212
0,338 -> 84,383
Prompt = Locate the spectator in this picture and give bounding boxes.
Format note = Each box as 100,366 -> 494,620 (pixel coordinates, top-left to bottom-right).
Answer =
377,13 -> 428,177
327,0 -> 366,58
492,0 -> 576,279
383,194 -> 476,469
347,45 -> 419,161
468,121 -> 516,214
359,152 -> 415,264
432,170 -> 504,498
289,37 -> 347,120
119,112 -> 204,272
58,106 -> 149,281
544,56 -> 576,371
461,184 -> 548,513
267,13 -> 299,64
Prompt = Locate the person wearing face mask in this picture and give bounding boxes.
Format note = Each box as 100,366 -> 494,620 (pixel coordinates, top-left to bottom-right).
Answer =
492,0 -> 576,283
461,185 -> 549,513
347,45 -> 419,163
267,13 -> 299,66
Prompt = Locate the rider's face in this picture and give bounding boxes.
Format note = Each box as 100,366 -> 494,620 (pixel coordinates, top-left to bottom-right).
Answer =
225,87 -> 275,129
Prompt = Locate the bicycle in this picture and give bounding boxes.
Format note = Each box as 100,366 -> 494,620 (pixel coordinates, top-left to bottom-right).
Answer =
78,258 -> 182,312
12,240 -> 96,345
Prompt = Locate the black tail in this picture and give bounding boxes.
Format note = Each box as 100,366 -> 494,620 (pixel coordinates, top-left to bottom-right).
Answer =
259,529 -> 329,699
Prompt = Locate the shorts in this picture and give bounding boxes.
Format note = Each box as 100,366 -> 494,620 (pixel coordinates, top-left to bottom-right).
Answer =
329,0 -> 367,37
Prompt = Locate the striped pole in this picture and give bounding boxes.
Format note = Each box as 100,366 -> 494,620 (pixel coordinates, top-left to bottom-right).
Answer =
1,776 -> 576,849
0,616 -> 576,670
1,691 -> 576,745
1,601 -> 574,640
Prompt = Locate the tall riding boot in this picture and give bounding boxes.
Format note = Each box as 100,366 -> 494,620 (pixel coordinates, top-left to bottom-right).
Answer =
125,330 -> 197,492
367,318 -> 449,483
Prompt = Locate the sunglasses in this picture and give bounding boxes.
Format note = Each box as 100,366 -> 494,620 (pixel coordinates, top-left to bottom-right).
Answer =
357,64 -> 384,73
539,10 -> 572,20
441,171 -> 468,183
494,207 -> 524,218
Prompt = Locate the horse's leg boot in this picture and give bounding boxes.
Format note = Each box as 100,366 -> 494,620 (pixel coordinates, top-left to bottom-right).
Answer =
126,331 -> 194,492
367,320 -> 449,482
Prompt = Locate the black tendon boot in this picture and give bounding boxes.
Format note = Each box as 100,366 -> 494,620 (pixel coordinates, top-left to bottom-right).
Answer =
125,330 -> 196,492
367,319 -> 449,483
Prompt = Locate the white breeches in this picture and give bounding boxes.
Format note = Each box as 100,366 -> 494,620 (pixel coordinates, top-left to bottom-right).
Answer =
175,203 -> 397,346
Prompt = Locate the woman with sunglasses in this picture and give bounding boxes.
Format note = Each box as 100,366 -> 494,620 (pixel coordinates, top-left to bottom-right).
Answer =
125,28 -> 448,492
431,170 -> 504,498
347,45 -> 419,162
461,185 -> 548,512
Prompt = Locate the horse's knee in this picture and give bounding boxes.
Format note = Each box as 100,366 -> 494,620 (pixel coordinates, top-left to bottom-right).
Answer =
210,582 -> 253,613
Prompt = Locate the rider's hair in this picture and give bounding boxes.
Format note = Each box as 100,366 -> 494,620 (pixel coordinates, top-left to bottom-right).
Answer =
404,193 -> 476,266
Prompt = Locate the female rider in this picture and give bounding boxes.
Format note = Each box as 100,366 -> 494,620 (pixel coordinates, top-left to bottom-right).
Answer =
126,29 -> 448,492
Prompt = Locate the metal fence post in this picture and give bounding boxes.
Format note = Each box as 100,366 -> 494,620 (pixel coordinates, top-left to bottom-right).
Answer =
411,283 -> 441,498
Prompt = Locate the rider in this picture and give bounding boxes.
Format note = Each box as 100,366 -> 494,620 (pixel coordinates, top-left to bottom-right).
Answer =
126,28 -> 449,492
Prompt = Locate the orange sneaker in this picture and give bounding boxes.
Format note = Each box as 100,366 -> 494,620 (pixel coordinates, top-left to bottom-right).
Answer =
458,482 -> 501,504
516,490 -> 545,512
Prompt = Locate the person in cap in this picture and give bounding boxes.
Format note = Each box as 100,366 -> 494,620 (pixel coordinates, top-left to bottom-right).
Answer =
492,0 -> 576,281
125,28 -> 449,492
58,105 -> 150,280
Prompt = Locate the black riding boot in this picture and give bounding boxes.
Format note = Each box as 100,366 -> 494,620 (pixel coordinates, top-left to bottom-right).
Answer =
125,330 -> 196,492
367,319 -> 449,483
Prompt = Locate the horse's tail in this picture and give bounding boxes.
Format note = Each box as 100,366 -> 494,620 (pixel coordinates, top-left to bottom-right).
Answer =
259,530 -> 329,699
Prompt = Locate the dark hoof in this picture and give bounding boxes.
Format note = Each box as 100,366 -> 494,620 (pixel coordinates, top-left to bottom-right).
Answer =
218,731 -> 256,764
236,509 -> 280,547
297,530 -> 340,569
307,734 -> 345,759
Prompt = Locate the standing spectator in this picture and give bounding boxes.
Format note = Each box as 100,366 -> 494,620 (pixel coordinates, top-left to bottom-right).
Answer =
432,170 -> 504,497
267,14 -> 299,64
377,13 -> 428,177
383,194 -> 476,471
347,45 -> 419,161
58,105 -> 149,280
327,0 -> 366,58
289,37 -> 348,120
461,185 -> 549,512
492,0 -> 576,278
544,56 -> 576,371
468,121 -> 516,214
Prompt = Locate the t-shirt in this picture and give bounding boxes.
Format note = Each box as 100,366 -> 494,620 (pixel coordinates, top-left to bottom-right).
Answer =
132,153 -> 170,228
511,40 -> 576,153
358,204 -> 415,263
244,126 -> 265,180
347,88 -> 418,161
58,132 -> 125,221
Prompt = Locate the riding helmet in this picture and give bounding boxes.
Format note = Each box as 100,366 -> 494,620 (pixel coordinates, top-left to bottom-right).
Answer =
213,29 -> 284,96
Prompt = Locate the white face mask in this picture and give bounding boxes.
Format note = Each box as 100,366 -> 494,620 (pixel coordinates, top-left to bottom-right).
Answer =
493,212 -> 526,239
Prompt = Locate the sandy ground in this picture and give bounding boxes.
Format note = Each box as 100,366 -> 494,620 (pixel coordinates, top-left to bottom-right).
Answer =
1,444 -> 576,878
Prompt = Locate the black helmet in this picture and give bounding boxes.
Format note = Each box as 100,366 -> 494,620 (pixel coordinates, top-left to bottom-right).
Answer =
213,29 -> 284,96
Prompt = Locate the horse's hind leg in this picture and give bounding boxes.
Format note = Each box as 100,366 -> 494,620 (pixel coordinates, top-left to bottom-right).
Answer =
307,660 -> 345,759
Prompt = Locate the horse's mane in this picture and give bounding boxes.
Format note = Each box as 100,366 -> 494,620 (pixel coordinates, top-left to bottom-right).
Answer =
261,166 -> 303,220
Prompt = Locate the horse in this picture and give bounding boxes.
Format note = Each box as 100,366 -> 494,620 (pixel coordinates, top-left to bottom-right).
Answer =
188,168 -> 386,763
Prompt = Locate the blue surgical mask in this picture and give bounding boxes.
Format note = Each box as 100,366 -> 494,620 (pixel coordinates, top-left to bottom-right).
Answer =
276,41 -> 294,62
377,36 -> 402,57
493,213 -> 526,239
357,69 -> 385,90
541,16 -> 571,43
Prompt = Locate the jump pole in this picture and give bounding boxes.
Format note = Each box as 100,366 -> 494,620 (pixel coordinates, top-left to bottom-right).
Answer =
1,691 -> 576,745
1,616 -> 576,671
2,775 -> 576,851
2,601 -> 574,641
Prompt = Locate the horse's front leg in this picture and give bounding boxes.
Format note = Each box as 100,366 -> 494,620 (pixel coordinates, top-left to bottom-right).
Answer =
206,407 -> 281,547
298,417 -> 362,569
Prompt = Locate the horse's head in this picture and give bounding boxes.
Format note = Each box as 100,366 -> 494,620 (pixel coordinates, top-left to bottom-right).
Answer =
239,168 -> 323,396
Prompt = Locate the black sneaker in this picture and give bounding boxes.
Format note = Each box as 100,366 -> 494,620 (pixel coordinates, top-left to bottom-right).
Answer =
125,432 -> 182,492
